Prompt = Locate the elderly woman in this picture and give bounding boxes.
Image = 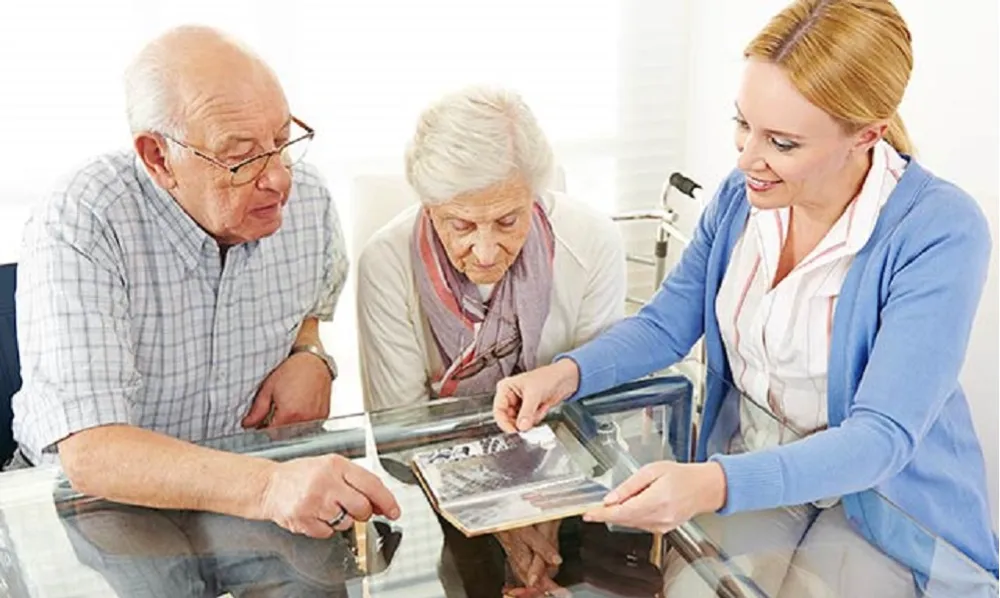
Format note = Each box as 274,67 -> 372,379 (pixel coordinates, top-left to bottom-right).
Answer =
356,85 -> 626,594
357,85 -> 625,409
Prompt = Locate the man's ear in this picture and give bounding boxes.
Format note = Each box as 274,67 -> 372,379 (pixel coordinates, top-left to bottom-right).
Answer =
134,133 -> 178,189
853,121 -> 888,154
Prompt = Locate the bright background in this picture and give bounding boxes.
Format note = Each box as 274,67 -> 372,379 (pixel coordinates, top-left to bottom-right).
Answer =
0,1 -> 995,521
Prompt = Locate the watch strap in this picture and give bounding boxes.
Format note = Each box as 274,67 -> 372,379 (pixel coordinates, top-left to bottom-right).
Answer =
290,344 -> 337,380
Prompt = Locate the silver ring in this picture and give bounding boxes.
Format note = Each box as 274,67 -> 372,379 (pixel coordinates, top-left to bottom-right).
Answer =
326,507 -> 348,528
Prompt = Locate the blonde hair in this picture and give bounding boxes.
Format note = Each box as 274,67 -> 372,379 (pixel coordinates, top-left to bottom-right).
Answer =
746,0 -> 915,154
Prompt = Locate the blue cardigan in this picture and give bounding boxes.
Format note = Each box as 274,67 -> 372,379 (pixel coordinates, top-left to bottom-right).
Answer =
564,160 -> 999,583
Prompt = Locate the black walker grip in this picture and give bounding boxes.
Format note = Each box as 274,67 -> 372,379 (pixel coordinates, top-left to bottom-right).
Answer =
668,172 -> 701,198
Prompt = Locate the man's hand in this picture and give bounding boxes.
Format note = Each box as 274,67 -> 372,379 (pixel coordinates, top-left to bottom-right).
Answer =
259,454 -> 400,539
496,520 -> 566,593
243,352 -> 332,429
493,359 -> 580,433
583,461 -> 727,533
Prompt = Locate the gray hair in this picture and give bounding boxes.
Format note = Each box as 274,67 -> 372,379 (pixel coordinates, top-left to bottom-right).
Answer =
404,85 -> 555,204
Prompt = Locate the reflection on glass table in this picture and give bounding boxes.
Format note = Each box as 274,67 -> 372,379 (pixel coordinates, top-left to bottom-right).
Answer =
0,379 -> 687,598
589,364 -> 999,598
0,370 -> 995,598
362,379 -> 692,598
0,414 -> 377,598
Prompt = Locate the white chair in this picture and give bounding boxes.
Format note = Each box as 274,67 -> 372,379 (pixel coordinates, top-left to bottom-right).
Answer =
349,175 -> 420,261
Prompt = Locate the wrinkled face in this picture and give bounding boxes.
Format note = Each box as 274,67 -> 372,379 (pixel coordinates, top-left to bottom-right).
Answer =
427,174 -> 535,285
168,77 -> 294,245
734,58 -> 878,211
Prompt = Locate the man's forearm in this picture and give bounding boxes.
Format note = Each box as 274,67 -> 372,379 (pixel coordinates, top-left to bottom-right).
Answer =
59,425 -> 276,520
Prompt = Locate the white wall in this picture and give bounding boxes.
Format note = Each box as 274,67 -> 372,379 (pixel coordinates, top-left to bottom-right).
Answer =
680,0 -> 1000,525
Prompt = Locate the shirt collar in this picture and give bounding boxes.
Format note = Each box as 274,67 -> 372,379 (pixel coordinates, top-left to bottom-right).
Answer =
840,139 -> 906,253
747,140 -> 907,279
748,139 -> 906,247
133,156 -> 231,272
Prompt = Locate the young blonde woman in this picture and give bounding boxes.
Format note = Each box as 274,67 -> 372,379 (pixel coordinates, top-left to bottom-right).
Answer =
494,1 -> 998,595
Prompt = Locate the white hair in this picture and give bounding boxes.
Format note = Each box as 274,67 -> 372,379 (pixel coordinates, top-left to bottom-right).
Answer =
404,85 -> 555,204
123,40 -> 185,140
123,26 -> 271,155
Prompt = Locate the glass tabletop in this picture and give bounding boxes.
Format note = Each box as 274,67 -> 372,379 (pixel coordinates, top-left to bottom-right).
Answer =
0,368 -> 995,597
592,365 -> 999,598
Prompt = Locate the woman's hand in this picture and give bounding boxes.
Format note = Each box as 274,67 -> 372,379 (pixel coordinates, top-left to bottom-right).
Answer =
493,359 -> 580,433
583,461 -> 728,533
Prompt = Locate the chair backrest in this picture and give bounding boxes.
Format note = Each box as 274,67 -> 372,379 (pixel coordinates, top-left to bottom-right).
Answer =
349,175 -> 420,262
0,263 -> 19,465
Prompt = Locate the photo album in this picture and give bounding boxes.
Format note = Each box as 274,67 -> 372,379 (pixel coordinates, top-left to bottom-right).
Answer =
410,424 -> 611,536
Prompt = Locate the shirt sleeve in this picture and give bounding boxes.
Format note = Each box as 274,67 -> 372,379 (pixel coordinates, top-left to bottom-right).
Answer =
558,172 -> 740,399
356,236 -> 432,411
308,182 -> 349,322
15,185 -> 141,458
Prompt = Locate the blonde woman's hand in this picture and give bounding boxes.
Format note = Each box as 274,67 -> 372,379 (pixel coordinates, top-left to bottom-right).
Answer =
493,359 -> 580,433
583,461 -> 727,533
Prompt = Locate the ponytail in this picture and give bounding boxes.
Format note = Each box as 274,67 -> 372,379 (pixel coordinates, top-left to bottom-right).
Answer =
884,113 -> 914,155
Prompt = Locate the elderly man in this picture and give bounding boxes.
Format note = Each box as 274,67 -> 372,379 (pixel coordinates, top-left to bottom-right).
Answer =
357,85 -> 626,596
8,24 -> 398,559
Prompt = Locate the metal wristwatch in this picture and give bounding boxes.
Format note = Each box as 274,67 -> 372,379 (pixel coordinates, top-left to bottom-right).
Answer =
290,344 -> 338,381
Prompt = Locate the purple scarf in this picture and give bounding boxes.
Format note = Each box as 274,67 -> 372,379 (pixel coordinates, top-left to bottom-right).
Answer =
411,202 -> 555,398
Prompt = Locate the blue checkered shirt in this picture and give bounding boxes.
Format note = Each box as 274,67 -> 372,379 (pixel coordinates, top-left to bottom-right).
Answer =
12,150 -> 348,465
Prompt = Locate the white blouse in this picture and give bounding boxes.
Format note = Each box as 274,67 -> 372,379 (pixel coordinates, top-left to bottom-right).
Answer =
716,141 -> 907,453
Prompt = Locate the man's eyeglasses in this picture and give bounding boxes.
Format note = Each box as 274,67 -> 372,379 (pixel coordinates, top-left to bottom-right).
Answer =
161,116 -> 315,187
